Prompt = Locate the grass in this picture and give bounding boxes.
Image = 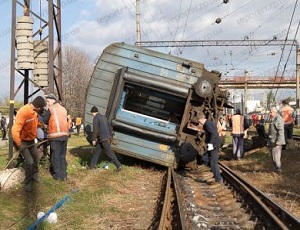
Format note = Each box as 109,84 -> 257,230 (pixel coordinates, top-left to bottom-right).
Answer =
67,133 -> 90,147
0,136 -> 150,230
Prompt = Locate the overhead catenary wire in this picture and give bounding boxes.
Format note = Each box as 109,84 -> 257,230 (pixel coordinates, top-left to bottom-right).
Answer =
271,0 -> 299,100
177,0 -> 193,55
244,0 -> 293,37
153,0 -> 174,54
275,18 -> 300,100
210,1 -> 296,92
120,0 -> 152,42
173,0 -> 183,41
187,1 -> 297,81
229,0 -> 295,77
142,1 -> 169,53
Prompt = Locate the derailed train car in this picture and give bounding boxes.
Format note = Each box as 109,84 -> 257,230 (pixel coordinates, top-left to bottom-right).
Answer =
84,42 -> 230,168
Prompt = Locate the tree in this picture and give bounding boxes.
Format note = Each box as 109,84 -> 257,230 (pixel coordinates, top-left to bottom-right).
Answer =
0,95 -> 23,115
61,45 -> 94,118
266,90 -> 275,109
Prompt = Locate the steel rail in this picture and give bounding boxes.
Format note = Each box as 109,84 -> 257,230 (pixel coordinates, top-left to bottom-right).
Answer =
220,162 -> 300,230
158,167 -> 172,229
171,169 -> 188,230
220,163 -> 298,230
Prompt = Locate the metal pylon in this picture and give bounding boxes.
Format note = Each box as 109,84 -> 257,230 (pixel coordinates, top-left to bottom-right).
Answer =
9,0 -> 62,160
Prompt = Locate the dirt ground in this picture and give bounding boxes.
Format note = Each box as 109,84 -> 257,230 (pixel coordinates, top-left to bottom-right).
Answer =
221,145 -> 300,220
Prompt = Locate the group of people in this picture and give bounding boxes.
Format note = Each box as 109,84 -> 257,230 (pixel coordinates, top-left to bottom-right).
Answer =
11,94 -> 122,192
7,93 -> 296,190
66,115 -> 82,136
251,113 -> 265,127
11,94 -> 69,192
199,99 -> 295,183
197,110 -> 248,184
268,100 -> 295,172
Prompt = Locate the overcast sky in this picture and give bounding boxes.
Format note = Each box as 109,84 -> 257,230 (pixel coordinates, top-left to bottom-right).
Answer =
0,0 -> 299,101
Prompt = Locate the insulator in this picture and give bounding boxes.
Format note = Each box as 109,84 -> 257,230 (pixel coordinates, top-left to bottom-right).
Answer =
215,18 -> 222,24
33,40 -> 49,87
16,16 -> 34,70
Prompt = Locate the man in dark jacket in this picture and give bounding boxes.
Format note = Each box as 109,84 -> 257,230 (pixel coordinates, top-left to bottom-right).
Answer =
89,106 -> 122,171
1,115 -> 7,140
198,113 -> 223,183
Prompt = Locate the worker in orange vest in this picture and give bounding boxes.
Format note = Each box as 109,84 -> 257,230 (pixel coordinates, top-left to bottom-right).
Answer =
231,109 -> 249,160
43,94 -> 69,181
75,117 -> 82,136
280,99 -> 295,145
11,96 -> 47,192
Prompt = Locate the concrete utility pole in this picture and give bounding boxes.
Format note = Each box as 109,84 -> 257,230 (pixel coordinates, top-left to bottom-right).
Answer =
244,70 -> 249,114
9,0 -> 62,160
136,0 -> 141,45
296,44 -> 300,125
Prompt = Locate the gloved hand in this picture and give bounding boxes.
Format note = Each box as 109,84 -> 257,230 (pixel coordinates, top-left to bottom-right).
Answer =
18,144 -> 26,151
207,143 -> 214,151
92,140 -> 97,146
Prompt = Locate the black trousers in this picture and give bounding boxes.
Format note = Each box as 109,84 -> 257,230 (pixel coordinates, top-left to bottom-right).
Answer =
50,139 -> 68,180
20,140 -> 39,185
2,128 -> 6,139
90,140 -> 121,169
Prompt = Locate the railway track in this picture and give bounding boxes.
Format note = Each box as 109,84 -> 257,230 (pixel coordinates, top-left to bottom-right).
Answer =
158,164 -> 300,229
292,134 -> 300,141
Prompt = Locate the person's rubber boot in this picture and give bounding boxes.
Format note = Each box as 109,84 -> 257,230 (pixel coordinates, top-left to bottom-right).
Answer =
24,164 -> 33,185
32,173 -> 40,183
24,182 -> 32,192
115,167 -> 122,172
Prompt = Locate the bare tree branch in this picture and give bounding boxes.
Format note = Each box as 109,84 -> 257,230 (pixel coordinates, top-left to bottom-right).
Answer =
61,45 -> 93,118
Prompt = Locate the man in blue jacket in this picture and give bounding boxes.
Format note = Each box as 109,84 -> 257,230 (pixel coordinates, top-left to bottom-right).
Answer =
198,113 -> 223,183
89,106 -> 122,171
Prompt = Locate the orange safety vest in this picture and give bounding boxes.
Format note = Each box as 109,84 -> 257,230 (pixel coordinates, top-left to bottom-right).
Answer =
231,114 -> 244,135
11,104 -> 38,147
75,117 -> 82,126
281,106 -> 294,125
47,103 -> 69,138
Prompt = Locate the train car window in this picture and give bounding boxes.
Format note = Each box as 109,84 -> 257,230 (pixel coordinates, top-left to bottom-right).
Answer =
123,84 -> 185,123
